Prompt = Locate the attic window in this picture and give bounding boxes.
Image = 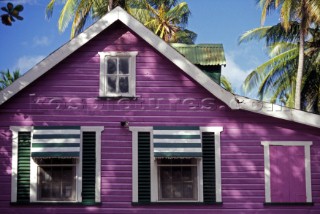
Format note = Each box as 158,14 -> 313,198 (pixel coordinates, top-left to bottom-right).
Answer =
99,51 -> 138,97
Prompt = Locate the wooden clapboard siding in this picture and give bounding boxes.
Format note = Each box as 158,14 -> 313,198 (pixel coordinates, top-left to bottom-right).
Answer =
0,21 -> 320,213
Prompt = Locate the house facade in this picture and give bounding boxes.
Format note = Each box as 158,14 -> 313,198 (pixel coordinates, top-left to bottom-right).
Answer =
0,7 -> 320,214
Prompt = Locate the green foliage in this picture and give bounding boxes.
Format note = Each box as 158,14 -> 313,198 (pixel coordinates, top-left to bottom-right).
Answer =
1,2 -> 24,26
240,23 -> 320,113
0,69 -> 21,90
220,75 -> 234,93
46,0 -> 196,43
257,0 -> 320,110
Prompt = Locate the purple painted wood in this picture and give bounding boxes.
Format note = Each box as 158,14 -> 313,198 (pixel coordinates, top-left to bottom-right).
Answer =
0,21 -> 319,213
270,146 -> 306,202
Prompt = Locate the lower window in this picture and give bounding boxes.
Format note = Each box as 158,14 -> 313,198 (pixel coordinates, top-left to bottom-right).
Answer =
158,159 -> 198,201
36,158 -> 76,201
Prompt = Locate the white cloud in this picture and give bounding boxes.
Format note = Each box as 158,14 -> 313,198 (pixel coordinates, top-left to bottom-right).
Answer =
14,55 -> 45,73
222,53 -> 253,96
33,36 -> 51,47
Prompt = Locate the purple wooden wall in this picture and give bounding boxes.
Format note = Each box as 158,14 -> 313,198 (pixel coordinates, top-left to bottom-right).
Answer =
0,21 -> 320,213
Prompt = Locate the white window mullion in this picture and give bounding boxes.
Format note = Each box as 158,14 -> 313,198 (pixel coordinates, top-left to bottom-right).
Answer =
116,57 -> 120,93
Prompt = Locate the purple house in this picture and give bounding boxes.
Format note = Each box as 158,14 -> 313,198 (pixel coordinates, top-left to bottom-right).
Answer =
0,7 -> 320,214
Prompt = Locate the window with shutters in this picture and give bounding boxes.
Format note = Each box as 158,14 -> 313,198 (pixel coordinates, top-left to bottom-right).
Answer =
98,51 -> 138,97
261,141 -> 313,204
130,126 -> 223,204
10,126 -> 104,204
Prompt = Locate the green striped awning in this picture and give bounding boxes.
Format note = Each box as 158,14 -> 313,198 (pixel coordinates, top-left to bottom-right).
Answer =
31,126 -> 81,158
153,126 -> 202,158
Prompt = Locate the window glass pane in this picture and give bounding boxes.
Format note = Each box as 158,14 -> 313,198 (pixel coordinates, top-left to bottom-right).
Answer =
172,183 -> 183,198
119,57 -> 129,74
161,182 -> 172,199
160,167 -> 172,182
52,167 -> 61,182
172,167 -> 182,181
182,167 -> 192,181
107,58 -> 117,74
119,76 -> 129,93
40,184 -> 51,198
107,76 -> 117,93
38,165 -> 76,201
158,158 -> 198,200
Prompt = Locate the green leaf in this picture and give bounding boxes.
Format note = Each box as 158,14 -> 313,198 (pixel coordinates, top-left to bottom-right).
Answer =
14,5 -> 24,12
1,7 -> 8,12
7,3 -> 13,12
10,15 -> 15,22
14,15 -> 23,21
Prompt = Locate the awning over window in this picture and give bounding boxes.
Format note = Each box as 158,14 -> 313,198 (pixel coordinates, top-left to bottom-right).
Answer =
31,126 -> 81,158
153,126 -> 202,158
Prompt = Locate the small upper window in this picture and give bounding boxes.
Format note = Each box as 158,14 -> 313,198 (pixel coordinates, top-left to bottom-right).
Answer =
99,52 -> 138,97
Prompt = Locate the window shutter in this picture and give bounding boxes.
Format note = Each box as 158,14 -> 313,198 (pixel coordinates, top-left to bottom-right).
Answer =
202,132 -> 216,203
82,132 -> 96,205
138,132 -> 151,203
17,132 -> 31,203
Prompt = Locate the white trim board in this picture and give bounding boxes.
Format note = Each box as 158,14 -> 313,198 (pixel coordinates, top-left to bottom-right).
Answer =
261,141 -> 313,203
1,7 -> 320,129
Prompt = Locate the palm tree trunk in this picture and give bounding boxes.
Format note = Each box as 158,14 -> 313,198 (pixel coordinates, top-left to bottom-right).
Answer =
294,0 -> 306,110
294,29 -> 304,109
108,0 -> 114,11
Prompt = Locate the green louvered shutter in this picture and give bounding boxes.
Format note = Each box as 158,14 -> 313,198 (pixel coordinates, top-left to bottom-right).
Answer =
17,132 -> 31,203
82,132 -> 96,205
138,132 -> 151,203
202,132 -> 216,204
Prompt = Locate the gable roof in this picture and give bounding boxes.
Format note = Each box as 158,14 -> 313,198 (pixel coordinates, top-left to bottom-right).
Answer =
0,7 -> 320,129
171,43 -> 226,66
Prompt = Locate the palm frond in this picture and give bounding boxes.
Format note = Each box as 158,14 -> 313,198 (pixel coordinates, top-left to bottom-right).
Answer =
58,0 -> 77,32
220,75 -> 234,93
238,26 -> 271,44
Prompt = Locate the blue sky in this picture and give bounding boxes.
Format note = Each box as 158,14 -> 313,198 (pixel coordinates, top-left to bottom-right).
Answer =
0,0 -> 279,95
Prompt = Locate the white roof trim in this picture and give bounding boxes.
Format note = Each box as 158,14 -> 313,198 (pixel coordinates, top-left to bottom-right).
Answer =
235,95 -> 320,128
1,7 -> 320,129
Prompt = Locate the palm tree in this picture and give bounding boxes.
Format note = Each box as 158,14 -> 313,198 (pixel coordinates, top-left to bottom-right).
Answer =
240,23 -> 320,112
138,0 -> 195,43
0,69 -> 21,90
46,0 -> 196,43
258,0 -> 320,109
46,0 -> 121,38
220,75 -> 234,93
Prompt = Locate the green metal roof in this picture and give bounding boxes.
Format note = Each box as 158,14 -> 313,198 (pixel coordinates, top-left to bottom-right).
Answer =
171,43 -> 226,66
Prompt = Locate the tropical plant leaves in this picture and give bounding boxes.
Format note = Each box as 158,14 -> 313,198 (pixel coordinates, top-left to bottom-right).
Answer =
1,2 -> 24,26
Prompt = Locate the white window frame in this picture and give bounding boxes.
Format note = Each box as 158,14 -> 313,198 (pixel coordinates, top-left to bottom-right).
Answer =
98,51 -> 138,97
261,141 -> 313,203
130,126 -> 223,203
10,126 -> 104,203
